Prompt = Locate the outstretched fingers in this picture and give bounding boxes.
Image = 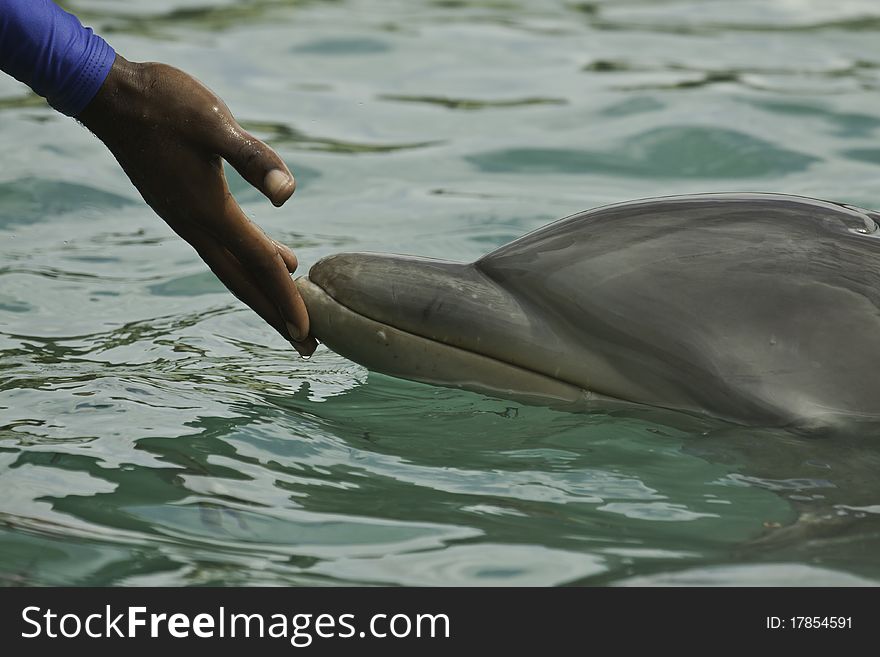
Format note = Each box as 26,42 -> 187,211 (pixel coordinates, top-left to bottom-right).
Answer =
174,218 -> 316,356
189,106 -> 312,350
212,196 -> 310,341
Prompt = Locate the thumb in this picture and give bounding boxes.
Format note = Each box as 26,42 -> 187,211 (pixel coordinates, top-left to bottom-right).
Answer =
218,123 -> 296,207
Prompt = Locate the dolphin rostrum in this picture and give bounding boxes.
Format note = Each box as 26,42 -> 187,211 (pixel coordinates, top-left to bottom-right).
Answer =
295,193 -> 880,433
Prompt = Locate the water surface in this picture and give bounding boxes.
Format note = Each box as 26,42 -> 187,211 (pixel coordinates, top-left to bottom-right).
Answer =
2,0 -> 880,586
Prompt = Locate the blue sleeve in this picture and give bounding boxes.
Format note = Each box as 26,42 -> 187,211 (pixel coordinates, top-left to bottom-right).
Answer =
0,0 -> 116,116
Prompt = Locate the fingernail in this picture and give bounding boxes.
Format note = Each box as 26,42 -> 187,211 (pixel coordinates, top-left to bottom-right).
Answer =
286,321 -> 303,342
265,169 -> 294,205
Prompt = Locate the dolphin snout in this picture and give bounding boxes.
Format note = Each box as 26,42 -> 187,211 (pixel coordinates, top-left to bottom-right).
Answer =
306,252 -> 469,330
295,252 -> 588,406
299,251 -> 538,358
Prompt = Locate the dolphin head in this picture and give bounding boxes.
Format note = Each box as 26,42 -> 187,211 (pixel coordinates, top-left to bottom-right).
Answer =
295,252 -> 595,406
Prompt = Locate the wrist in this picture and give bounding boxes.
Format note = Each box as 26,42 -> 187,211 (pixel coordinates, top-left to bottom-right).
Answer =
78,55 -> 146,137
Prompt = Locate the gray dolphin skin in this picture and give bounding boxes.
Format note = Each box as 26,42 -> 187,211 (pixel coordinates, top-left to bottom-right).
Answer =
295,193 -> 880,432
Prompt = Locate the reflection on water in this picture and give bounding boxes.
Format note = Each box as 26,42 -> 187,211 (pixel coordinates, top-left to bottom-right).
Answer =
2,0 -> 880,586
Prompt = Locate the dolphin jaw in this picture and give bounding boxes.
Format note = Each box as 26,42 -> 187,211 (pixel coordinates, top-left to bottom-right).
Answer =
296,276 -> 598,407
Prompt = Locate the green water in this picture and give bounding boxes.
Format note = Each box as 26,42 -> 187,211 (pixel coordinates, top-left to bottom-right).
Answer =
2,0 -> 880,586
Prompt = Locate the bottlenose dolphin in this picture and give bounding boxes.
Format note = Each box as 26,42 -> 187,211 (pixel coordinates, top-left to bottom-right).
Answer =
295,193 -> 880,433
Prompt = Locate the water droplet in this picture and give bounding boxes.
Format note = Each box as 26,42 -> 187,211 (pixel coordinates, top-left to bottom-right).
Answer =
301,353 -> 311,360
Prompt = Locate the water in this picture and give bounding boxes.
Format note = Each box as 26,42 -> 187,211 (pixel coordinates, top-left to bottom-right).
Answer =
2,0 -> 880,586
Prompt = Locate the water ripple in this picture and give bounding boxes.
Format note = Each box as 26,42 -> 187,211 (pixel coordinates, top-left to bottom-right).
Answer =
310,543 -> 607,586
467,126 -> 818,178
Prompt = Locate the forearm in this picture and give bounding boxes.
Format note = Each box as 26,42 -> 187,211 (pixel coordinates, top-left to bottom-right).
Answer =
0,0 -> 115,116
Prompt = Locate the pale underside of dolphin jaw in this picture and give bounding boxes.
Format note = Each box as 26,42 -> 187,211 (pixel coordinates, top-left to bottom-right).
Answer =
296,276 -> 613,409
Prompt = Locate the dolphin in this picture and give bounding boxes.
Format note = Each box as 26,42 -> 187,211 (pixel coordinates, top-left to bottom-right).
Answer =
295,193 -> 880,433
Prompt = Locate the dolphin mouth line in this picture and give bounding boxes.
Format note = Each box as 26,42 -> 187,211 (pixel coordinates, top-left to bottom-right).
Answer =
297,276 -> 604,406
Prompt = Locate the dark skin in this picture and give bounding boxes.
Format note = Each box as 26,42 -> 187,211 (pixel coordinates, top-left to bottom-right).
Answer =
78,55 -> 318,356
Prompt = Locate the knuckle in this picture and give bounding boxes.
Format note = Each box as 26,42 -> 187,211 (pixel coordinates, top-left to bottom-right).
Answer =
237,139 -> 264,170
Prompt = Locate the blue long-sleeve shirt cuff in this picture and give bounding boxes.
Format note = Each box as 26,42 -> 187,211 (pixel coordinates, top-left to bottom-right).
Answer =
0,0 -> 116,116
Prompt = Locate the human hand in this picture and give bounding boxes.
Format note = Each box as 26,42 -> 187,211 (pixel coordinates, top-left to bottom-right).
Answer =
78,55 -> 317,356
